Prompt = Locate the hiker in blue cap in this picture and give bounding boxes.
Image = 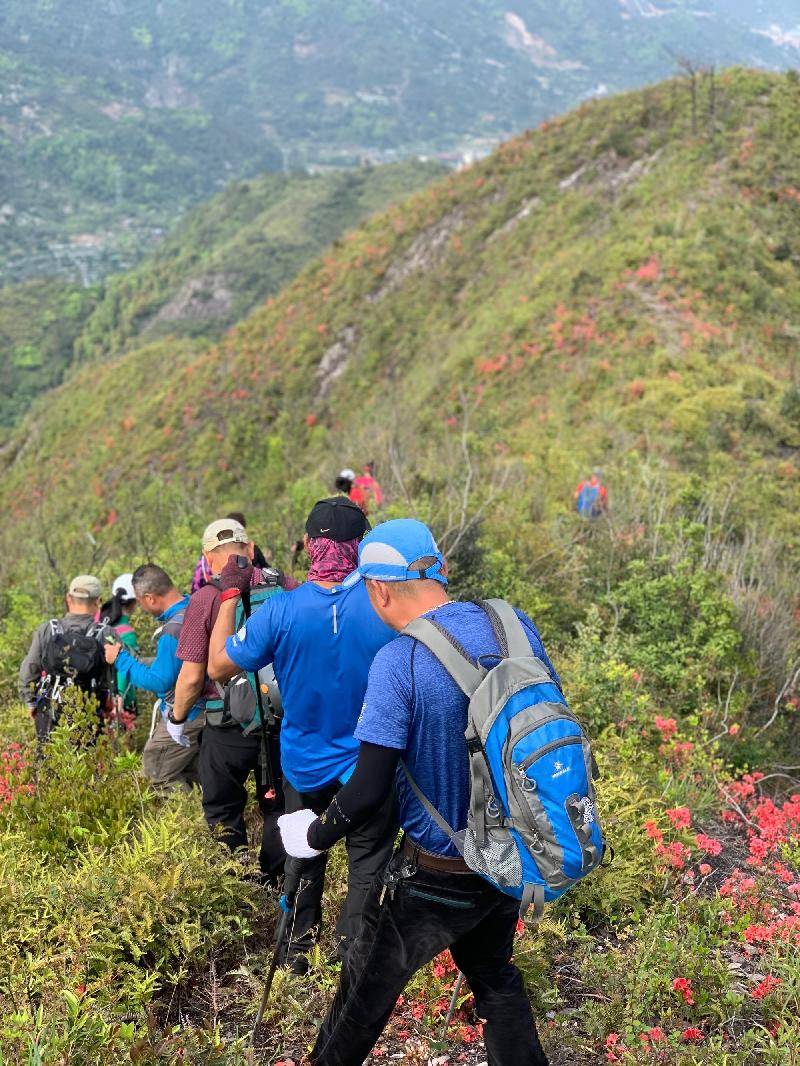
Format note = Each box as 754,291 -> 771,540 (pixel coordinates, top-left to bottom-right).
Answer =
278,517 -> 554,1066
207,497 -> 397,974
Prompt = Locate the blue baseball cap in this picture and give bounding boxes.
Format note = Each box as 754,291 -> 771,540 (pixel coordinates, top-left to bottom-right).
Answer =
343,519 -> 448,587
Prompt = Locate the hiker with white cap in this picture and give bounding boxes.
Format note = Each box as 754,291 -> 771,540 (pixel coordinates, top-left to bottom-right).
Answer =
20,574 -> 114,743
207,497 -> 397,973
334,468 -> 356,495
169,518 -> 293,883
98,572 -> 139,721
278,518 -> 558,1066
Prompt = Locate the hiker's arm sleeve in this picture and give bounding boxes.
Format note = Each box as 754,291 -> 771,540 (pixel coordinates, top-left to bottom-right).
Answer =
116,636 -> 179,696
19,626 -> 44,705
308,742 -> 399,851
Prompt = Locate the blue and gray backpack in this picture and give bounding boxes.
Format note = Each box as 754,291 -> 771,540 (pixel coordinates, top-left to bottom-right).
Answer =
576,482 -> 602,518
401,599 -> 606,919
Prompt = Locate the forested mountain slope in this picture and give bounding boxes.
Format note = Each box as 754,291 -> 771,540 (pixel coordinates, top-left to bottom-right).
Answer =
2,68 -> 797,587
0,69 -> 799,1064
0,160 -> 440,425
2,0 -> 799,277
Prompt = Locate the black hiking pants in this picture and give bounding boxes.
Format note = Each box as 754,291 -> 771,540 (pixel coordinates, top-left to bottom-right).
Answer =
281,779 -> 396,966
198,723 -> 285,881
311,849 -> 549,1066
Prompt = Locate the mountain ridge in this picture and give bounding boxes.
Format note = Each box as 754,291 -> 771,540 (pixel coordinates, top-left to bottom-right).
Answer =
0,67 -> 797,606
2,1 -> 800,279
0,160 -> 440,427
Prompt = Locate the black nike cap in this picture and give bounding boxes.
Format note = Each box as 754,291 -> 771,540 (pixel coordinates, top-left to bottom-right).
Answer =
305,497 -> 370,542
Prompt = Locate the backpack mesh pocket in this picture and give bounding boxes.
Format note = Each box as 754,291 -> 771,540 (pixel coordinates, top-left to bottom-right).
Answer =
463,827 -> 522,888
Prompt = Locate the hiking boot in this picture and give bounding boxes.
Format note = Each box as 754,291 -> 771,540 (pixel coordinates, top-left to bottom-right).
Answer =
287,951 -> 311,977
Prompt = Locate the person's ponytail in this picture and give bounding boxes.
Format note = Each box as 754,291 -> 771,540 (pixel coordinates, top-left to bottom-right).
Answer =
99,590 -> 128,627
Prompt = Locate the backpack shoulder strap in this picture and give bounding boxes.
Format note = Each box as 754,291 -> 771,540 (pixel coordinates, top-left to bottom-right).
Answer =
478,598 -> 534,661
156,607 -> 186,641
402,616 -> 483,697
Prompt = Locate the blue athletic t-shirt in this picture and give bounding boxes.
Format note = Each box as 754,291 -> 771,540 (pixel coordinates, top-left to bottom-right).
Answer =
355,601 -> 560,857
226,580 -> 395,793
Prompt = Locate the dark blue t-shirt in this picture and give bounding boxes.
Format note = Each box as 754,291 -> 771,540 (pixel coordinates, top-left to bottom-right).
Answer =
226,580 -> 395,793
355,601 -> 560,857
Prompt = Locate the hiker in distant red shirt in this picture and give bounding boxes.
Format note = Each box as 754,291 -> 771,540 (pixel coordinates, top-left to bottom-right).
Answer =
349,462 -> 383,514
574,470 -> 608,519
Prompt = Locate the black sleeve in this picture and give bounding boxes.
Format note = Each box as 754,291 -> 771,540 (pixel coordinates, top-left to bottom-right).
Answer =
307,741 -> 400,852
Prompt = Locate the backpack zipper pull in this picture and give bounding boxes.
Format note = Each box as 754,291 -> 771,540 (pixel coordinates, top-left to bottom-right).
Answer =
517,765 -> 536,792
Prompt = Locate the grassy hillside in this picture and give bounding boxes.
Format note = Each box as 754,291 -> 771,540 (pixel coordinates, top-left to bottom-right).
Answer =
2,67 -> 798,575
0,161 -> 440,425
0,69 -> 798,1063
0,278 -> 97,427
75,160 -> 444,359
2,0 -> 800,278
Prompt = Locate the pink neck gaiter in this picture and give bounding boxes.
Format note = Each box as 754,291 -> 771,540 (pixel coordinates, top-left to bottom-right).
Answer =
306,537 -> 360,584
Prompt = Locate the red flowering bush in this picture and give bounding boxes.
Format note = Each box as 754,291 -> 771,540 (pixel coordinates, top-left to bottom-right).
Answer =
0,743 -> 34,808
672,976 -> 695,1005
681,1027 -> 704,1043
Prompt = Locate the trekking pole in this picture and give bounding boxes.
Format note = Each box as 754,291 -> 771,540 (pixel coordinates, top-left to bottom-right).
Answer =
236,558 -> 277,800
442,971 -> 465,1038
252,857 -> 303,1041
104,637 -> 121,749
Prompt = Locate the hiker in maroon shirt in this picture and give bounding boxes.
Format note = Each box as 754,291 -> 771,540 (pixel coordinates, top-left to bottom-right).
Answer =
171,517 -> 297,882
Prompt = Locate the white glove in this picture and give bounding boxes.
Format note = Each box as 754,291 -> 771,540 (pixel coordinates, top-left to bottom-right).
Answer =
165,718 -> 191,748
278,809 -> 323,859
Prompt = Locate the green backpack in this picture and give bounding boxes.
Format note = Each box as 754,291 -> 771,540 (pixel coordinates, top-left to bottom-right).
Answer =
206,576 -> 283,734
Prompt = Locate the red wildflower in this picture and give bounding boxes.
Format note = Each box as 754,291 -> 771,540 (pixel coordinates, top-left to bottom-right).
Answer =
654,716 -> 677,738
666,807 -> 692,830
673,977 -> 695,1005
604,1033 -> 623,1062
636,257 -> 661,282
459,1023 -> 482,1043
751,975 -> 781,1000
644,820 -> 663,843
681,1028 -> 704,1043
655,841 -> 692,870
748,836 -> 770,865
695,833 -> 723,856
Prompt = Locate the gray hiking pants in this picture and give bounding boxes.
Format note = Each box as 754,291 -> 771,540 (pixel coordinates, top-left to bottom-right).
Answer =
142,714 -> 203,788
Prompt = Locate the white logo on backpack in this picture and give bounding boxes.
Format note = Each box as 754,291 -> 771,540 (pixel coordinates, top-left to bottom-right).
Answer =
551,760 -> 570,780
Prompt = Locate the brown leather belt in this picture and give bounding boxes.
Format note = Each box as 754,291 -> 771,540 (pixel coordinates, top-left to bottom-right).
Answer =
402,836 -> 474,875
